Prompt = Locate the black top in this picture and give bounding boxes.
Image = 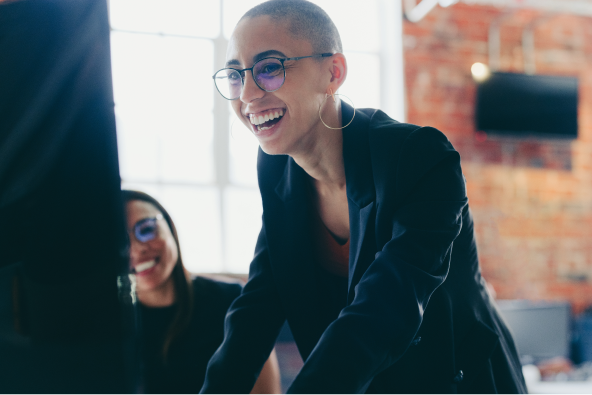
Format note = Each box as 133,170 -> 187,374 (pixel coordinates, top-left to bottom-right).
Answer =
140,276 -> 242,394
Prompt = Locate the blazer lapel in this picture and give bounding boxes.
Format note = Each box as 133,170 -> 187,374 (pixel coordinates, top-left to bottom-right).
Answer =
342,103 -> 377,304
265,158 -> 327,359
262,103 -> 378,350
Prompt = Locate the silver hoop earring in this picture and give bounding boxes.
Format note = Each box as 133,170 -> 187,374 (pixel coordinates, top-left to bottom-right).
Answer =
229,116 -> 244,140
318,90 -> 356,130
229,117 -> 236,139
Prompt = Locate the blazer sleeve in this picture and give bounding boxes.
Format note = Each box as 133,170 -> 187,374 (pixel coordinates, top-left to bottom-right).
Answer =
287,127 -> 468,394
200,222 -> 286,394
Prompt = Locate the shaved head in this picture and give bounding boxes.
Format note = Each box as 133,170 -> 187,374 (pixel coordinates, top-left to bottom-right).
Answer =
240,0 -> 343,55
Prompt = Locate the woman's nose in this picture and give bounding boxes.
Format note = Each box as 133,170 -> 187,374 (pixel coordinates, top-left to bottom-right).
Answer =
240,71 -> 264,103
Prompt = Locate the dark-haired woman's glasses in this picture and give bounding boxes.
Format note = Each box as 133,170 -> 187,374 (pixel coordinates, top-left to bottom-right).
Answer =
212,53 -> 333,100
132,214 -> 163,243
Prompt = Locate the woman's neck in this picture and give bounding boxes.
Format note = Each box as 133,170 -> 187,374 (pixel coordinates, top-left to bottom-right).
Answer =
137,277 -> 176,308
291,99 -> 346,189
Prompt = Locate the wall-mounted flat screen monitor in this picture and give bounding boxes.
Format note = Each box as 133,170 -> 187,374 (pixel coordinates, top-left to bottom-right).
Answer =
475,72 -> 578,139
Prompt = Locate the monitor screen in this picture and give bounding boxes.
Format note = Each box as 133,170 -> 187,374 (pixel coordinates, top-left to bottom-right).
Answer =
475,72 -> 578,139
496,300 -> 571,363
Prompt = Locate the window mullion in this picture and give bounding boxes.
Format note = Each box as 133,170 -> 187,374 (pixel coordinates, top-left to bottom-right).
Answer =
213,29 -> 230,271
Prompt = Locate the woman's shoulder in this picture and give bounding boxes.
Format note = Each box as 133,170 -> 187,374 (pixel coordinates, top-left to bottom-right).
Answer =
359,108 -> 457,161
192,275 -> 243,303
357,109 -> 462,195
360,108 -> 450,147
360,108 -> 420,133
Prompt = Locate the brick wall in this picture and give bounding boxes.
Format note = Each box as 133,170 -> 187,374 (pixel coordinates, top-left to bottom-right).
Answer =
403,3 -> 592,313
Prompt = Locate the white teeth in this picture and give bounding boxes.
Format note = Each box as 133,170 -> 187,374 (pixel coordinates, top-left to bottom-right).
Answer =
249,110 -> 285,125
135,260 -> 156,273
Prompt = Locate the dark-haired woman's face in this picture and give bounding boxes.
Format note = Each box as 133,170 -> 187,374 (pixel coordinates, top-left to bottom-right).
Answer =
126,200 -> 178,295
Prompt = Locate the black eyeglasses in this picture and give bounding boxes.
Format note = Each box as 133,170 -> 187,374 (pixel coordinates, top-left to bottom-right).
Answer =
131,214 -> 163,243
212,53 -> 333,100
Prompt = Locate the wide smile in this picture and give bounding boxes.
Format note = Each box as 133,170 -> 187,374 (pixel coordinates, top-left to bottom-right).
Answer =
248,108 -> 285,135
132,258 -> 159,276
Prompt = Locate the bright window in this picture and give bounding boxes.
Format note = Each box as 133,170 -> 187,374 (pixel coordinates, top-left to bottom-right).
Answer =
109,0 -> 392,273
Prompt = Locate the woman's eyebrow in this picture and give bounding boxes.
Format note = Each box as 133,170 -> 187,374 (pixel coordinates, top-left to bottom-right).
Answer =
225,50 -> 288,67
253,50 -> 286,62
226,59 -> 241,67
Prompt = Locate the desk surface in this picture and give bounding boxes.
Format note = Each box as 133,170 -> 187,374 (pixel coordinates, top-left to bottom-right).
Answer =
527,380 -> 592,394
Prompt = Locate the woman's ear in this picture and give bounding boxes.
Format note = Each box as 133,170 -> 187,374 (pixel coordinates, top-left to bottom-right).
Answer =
327,52 -> 347,93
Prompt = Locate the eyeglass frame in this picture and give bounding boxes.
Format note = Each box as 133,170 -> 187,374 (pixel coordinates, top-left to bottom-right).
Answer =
130,213 -> 164,243
212,53 -> 334,100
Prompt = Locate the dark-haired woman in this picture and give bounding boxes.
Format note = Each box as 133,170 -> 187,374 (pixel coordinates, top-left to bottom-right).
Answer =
123,190 -> 281,394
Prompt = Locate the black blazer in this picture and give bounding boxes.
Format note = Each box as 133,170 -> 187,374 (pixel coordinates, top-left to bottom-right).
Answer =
201,103 -> 527,394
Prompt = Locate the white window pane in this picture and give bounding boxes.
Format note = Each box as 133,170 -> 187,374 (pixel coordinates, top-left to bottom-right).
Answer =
161,114 -> 214,183
311,0 -> 380,52
116,107 -> 161,182
111,32 -> 214,183
223,0 -> 267,39
340,52 -> 381,110
224,187 -> 263,273
161,186 -> 223,273
109,0 -> 220,38
110,32 -> 214,111
229,114 -> 259,187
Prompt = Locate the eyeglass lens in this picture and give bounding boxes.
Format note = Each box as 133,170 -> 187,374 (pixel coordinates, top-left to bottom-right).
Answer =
134,218 -> 158,243
214,58 -> 285,100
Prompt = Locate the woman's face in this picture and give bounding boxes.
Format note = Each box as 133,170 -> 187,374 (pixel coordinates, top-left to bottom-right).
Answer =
126,200 -> 178,294
227,15 -> 332,156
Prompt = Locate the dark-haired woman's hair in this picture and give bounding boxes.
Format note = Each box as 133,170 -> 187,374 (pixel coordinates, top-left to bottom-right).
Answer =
122,189 -> 193,362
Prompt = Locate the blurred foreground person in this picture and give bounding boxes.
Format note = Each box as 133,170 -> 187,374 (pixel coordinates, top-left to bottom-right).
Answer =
123,190 -> 281,394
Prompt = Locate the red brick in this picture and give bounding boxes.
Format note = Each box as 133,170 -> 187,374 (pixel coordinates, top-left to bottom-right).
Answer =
404,3 -> 592,311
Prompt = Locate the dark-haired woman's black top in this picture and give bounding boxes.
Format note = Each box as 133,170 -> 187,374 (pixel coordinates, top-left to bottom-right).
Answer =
140,276 -> 242,394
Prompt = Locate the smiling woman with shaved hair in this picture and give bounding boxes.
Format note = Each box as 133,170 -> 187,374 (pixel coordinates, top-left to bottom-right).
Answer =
202,0 -> 527,393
